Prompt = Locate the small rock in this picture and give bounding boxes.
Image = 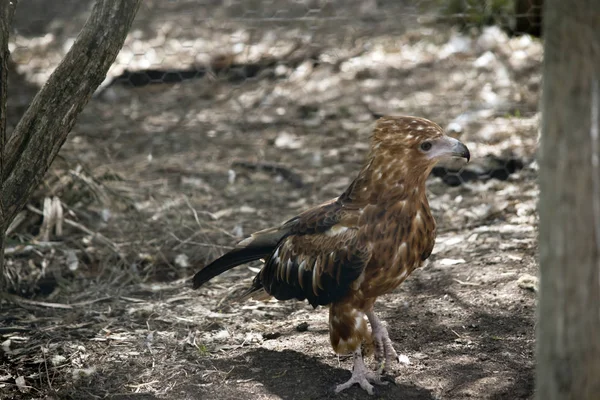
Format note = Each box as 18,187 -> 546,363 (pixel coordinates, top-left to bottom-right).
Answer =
398,354 -> 411,365
517,274 -> 539,293
476,26 -> 508,51
228,169 -> 236,184
262,332 -> 282,340
66,250 -> 79,272
446,121 -> 463,133
438,258 -> 466,266
295,322 -> 309,332
175,254 -> 190,268
239,205 -> 256,213
1,339 -> 11,355
473,51 -> 497,69
439,33 -> 472,59
274,131 -> 303,149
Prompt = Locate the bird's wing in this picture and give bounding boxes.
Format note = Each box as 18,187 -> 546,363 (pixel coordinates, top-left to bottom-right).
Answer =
192,197 -> 344,290
254,201 -> 371,308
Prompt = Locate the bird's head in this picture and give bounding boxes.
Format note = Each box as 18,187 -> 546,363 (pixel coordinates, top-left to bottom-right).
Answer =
341,115 -> 470,204
369,116 -> 470,182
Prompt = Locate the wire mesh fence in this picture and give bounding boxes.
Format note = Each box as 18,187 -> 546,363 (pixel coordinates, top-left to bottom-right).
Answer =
2,1 -> 541,398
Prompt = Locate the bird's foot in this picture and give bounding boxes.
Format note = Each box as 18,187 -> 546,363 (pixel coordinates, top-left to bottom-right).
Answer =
373,326 -> 399,373
368,313 -> 400,374
335,350 -> 388,395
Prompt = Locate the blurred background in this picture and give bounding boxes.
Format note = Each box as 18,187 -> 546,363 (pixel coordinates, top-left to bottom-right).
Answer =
2,1 -> 541,399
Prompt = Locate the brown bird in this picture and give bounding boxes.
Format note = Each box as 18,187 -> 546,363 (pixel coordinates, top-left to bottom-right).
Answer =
192,116 -> 470,395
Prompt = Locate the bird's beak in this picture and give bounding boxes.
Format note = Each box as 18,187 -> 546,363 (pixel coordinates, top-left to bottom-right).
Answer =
448,137 -> 470,162
433,136 -> 470,163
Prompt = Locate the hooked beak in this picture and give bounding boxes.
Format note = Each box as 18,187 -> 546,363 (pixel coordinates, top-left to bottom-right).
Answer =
449,137 -> 470,162
430,136 -> 470,163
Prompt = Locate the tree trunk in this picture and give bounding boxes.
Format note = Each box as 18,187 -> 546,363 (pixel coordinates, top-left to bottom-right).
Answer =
0,0 -> 17,292
0,0 -> 141,292
537,0 -> 600,399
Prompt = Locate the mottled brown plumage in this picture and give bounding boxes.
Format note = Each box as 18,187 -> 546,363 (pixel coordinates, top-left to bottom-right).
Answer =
192,116 -> 470,395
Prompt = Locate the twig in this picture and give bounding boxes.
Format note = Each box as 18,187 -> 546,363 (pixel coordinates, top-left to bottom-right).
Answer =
171,230 -> 204,250
6,210 -> 27,235
70,296 -> 112,307
165,295 -> 193,303
449,328 -> 462,338
120,296 -> 146,303
41,344 -> 53,391
0,326 -> 29,333
168,232 -> 234,250
1,293 -> 112,309
126,380 -> 159,389
185,197 -> 202,227
232,160 -> 304,188
4,241 -> 62,256
3,293 -> 73,309
453,279 -> 481,286
183,196 -> 237,239
182,241 -> 235,250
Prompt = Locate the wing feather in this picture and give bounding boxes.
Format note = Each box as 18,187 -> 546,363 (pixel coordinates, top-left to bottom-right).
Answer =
228,196 -> 369,306
258,227 -> 370,308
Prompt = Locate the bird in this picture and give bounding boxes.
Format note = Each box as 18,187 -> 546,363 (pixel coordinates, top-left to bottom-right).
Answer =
192,116 -> 470,395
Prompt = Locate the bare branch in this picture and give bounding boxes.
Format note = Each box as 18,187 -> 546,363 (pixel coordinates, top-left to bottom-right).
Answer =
2,0 -> 141,223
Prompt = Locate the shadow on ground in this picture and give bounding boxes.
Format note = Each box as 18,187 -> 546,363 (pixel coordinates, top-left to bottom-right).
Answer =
185,348 -> 436,400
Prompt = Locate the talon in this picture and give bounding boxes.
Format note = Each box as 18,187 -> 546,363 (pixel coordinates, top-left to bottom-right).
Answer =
335,379 -> 374,395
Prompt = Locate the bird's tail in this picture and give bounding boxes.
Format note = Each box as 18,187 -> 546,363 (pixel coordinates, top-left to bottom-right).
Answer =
192,246 -> 270,289
192,226 -> 287,290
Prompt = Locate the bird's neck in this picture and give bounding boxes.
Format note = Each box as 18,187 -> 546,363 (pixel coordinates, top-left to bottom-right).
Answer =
340,156 -> 432,207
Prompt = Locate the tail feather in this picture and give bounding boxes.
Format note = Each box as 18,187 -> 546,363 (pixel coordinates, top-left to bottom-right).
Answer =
192,246 -> 271,289
192,225 -> 292,290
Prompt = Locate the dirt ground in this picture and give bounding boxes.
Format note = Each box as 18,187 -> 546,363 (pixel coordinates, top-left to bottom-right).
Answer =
1,1 -> 541,399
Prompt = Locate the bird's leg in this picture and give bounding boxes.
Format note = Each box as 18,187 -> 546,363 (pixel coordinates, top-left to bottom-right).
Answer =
366,310 -> 399,374
334,347 -> 388,395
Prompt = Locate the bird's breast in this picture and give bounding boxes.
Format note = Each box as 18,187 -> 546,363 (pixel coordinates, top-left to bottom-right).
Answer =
357,202 -> 435,297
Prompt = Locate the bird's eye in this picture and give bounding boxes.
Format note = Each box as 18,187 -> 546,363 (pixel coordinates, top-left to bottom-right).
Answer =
420,141 -> 432,152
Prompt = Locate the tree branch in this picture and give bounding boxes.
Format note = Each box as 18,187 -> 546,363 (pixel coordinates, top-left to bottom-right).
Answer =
1,0 -> 141,223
